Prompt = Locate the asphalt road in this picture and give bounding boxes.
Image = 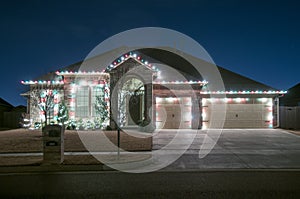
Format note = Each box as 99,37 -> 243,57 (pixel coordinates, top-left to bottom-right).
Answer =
1,170 -> 300,198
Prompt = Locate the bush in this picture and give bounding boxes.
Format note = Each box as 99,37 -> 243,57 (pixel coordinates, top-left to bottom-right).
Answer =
34,122 -> 42,129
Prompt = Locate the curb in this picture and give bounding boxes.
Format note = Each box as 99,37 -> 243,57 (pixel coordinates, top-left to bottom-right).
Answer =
0,164 -> 112,174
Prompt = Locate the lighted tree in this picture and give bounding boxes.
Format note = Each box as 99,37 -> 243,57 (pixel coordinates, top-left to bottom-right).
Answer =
57,101 -> 69,127
38,89 -> 57,125
30,88 -> 57,126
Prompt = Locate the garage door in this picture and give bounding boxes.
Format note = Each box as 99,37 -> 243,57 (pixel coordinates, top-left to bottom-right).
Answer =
202,98 -> 273,129
156,97 -> 192,129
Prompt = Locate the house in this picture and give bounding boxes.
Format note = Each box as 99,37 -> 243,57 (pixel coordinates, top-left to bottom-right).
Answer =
279,83 -> 300,130
0,98 -> 14,129
0,98 -> 26,129
280,83 -> 300,107
21,47 -> 286,130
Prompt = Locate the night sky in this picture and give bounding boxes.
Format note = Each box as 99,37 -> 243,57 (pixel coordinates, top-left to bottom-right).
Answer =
1,0 -> 299,106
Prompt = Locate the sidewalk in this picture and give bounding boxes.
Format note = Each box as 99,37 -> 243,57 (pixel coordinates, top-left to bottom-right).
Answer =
0,151 -> 152,172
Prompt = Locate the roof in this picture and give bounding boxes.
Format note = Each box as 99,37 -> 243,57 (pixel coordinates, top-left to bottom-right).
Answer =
31,46 -> 279,92
217,66 -> 275,91
280,83 -> 300,106
287,82 -> 300,93
11,105 -> 27,112
156,46 -> 277,92
35,46 -> 131,81
0,98 -> 13,108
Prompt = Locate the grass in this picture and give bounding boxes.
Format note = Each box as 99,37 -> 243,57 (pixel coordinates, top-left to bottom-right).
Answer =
0,128 -> 152,166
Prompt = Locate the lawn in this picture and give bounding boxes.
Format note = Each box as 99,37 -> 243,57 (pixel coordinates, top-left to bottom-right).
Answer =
0,128 -> 152,166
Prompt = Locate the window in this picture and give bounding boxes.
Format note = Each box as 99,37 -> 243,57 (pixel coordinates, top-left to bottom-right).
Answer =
76,86 -> 89,117
92,86 -> 104,117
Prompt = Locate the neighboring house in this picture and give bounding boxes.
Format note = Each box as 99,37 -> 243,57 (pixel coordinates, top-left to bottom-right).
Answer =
280,83 -> 300,107
279,83 -> 300,130
0,98 -> 26,129
21,47 -> 286,130
0,98 -> 14,128
3,105 -> 27,129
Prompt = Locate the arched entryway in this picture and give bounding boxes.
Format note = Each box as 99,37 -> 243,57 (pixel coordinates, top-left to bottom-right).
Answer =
108,58 -> 153,130
119,78 -> 145,127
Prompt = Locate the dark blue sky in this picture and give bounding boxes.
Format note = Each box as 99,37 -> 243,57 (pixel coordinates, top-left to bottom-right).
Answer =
1,0 -> 299,106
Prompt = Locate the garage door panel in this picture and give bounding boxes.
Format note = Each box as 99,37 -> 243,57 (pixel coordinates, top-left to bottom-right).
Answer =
203,98 -> 273,129
209,105 -> 227,111
256,121 -> 269,128
156,97 -> 192,129
163,122 -> 176,129
166,113 -> 181,122
252,105 -> 264,111
228,104 -> 247,111
164,106 -> 175,111
231,112 -> 263,120
209,111 -> 265,120
208,111 -> 226,120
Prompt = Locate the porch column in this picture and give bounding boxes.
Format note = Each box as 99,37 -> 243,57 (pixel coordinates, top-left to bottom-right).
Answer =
109,73 -> 119,130
192,93 -> 202,129
144,83 -> 153,125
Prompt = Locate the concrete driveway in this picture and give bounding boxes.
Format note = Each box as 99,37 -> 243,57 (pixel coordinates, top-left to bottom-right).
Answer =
152,129 -> 300,170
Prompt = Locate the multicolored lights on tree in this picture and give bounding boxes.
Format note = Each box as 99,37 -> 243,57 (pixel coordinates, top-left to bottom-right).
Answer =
38,89 -> 61,125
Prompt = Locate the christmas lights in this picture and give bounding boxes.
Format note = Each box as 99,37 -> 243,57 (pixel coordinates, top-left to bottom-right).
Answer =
105,52 -> 159,72
21,80 -> 64,85
200,90 -> 287,95
56,71 -> 109,75
154,80 -> 208,85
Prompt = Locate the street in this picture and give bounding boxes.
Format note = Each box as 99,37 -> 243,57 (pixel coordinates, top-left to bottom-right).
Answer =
1,170 -> 300,198
1,129 -> 300,198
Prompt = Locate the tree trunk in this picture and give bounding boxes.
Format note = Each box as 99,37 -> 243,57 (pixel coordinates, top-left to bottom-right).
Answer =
45,110 -> 47,125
